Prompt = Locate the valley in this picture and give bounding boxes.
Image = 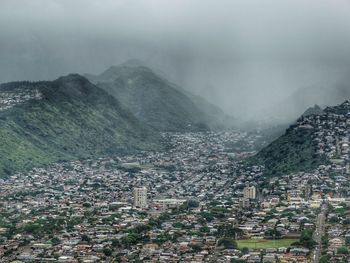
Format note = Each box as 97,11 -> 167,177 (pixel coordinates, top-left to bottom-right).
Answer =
0,69 -> 349,263
2,1 -> 350,262
0,126 -> 349,262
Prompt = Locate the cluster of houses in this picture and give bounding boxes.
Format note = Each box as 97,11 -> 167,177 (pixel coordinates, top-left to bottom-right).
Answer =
0,86 -> 42,111
320,200 -> 350,262
0,116 -> 349,262
295,100 -> 350,170
0,131 -> 263,262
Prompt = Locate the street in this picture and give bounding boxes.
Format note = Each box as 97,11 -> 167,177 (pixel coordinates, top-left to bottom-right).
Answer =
312,203 -> 327,263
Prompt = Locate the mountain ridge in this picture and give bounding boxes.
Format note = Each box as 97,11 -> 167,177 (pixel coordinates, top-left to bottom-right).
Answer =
85,64 -> 235,131
0,74 -> 161,177
250,100 -> 350,176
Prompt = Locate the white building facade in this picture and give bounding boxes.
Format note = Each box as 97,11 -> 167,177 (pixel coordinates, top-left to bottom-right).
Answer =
133,187 -> 148,209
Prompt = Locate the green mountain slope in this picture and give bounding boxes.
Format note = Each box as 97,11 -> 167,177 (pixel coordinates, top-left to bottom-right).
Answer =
250,125 -> 326,176
0,74 -> 161,177
86,65 -> 233,131
249,102 -> 350,175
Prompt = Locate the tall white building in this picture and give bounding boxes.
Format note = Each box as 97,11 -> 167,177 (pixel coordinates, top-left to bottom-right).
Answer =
243,186 -> 256,199
133,187 -> 148,209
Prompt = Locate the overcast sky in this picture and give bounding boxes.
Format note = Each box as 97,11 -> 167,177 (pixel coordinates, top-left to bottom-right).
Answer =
1,0 -> 350,118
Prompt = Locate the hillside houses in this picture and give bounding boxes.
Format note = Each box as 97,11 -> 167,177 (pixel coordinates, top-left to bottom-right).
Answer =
0,115 -> 349,262
0,87 -> 42,111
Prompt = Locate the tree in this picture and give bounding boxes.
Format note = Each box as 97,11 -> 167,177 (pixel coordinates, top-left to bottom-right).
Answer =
217,224 -> 242,238
121,233 -> 139,247
241,247 -> 249,255
345,236 -> 350,246
200,226 -> 210,233
83,202 -> 91,208
103,247 -> 112,257
81,234 -> 91,243
51,237 -> 61,245
264,229 -> 281,239
299,229 -> 317,249
337,246 -> 349,255
321,235 -> 329,247
329,216 -> 339,224
210,207 -> 227,218
189,244 -> 202,252
111,239 -> 119,247
187,199 -> 199,208
319,255 -> 330,263
129,224 -> 151,234
173,222 -> 185,229
177,200 -> 199,212
218,237 -> 237,249
200,211 -> 214,222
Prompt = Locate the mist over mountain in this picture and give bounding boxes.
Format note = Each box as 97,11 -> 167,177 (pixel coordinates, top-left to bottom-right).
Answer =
302,105 -> 324,118
2,1 -> 350,261
254,82 -> 350,125
2,0 -> 350,121
86,63 -> 234,131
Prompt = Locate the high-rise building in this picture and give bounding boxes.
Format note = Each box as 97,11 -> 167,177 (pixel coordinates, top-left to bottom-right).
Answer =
239,198 -> 250,208
133,187 -> 148,209
243,186 -> 256,199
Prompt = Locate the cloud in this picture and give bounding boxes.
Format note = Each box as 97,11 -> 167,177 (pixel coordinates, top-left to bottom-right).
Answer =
1,0 -> 350,118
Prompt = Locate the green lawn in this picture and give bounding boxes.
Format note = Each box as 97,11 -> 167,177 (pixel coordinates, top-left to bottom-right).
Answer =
237,239 -> 297,249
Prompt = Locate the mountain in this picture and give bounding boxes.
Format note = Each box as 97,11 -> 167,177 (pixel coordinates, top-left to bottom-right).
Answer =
302,104 -> 324,117
250,101 -> 350,176
250,124 -> 325,176
0,74 -> 161,177
173,85 -> 236,130
85,64 -> 234,131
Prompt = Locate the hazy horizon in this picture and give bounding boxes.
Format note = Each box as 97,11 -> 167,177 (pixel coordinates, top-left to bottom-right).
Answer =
1,0 -> 350,120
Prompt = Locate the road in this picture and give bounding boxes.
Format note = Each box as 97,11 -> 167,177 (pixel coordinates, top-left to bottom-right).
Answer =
312,203 -> 327,263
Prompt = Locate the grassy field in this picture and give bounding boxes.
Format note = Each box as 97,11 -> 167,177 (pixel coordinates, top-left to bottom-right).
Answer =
237,239 -> 297,249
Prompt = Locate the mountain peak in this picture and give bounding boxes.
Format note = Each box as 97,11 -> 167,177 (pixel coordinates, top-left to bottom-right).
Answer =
34,74 -> 111,105
55,74 -> 89,84
302,104 -> 324,117
49,74 -> 97,99
85,64 -> 154,85
84,63 -> 232,131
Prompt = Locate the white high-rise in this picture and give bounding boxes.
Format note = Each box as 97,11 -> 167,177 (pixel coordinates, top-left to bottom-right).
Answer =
243,186 -> 256,199
133,187 -> 148,209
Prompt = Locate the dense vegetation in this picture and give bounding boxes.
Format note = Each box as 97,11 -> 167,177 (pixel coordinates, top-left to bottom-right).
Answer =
0,75 -> 161,177
251,125 -> 326,176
